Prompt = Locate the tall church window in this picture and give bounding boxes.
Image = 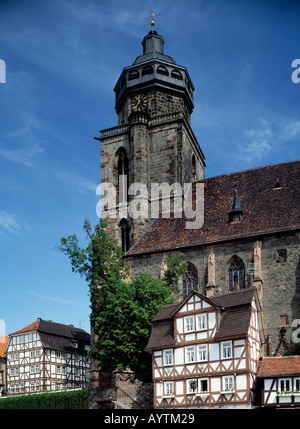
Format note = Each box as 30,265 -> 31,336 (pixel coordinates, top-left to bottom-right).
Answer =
192,154 -> 196,182
119,219 -> 130,253
228,256 -> 245,291
116,148 -> 129,204
182,263 -> 198,298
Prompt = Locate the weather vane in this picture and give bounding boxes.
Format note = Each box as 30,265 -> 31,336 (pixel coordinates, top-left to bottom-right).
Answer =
147,10 -> 158,28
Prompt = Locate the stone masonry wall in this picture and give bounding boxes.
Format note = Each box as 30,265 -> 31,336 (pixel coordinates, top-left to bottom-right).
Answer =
128,231 -> 300,357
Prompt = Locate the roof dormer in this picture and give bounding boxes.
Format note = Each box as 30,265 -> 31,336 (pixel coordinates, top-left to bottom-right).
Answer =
229,189 -> 243,223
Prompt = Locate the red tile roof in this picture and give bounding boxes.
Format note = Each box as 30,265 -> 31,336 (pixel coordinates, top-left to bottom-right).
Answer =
257,356 -> 300,377
9,319 -> 40,336
127,160 -> 300,255
0,336 -> 9,357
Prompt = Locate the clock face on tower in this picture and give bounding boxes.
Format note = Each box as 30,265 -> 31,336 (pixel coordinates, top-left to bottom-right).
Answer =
131,94 -> 148,112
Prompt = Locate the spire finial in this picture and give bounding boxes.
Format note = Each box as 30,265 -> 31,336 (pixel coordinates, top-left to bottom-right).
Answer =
148,10 -> 158,29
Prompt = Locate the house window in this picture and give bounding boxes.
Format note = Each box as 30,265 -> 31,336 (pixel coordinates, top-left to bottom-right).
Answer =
187,379 -> 198,394
185,316 -> 194,332
163,349 -> 173,366
186,346 -> 195,362
198,345 -> 207,361
182,263 -> 198,298
294,378 -> 300,391
221,341 -> 232,359
164,381 -> 174,395
72,342 -> 78,348
197,314 -> 207,330
223,376 -> 234,390
228,256 -> 245,291
279,378 -> 291,392
199,378 -> 208,393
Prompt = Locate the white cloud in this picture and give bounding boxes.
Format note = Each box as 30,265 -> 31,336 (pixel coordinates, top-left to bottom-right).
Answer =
0,143 -> 44,167
27,292 -> 82,306
0,211 -> 21,235
280,119 -> 300,141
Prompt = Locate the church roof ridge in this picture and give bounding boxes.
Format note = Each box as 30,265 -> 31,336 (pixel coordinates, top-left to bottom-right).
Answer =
202,159 -> 300,183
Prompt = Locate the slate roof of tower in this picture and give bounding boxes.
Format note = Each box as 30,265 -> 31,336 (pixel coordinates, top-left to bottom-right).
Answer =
146,288 -> 259,350
127,160 -> 300,256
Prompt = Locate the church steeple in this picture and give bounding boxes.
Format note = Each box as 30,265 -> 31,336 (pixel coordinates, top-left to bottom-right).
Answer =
98,26 -> 205,248
114,27 -> 195,123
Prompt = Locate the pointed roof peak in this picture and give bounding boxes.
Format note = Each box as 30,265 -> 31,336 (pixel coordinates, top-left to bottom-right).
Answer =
230,188 -> 243,215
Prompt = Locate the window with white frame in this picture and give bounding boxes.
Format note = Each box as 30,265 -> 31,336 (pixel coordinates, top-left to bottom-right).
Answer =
186,346 -> 195,362
164,381 -> 174,395
185,316 -> 194,332
187,379 -> 198,394
197,314 -> 207,330
294,378 -> 300,391
223,375 -> 234,391
221,341 -> 232,359
198,344 -> 207,361
163,349 -> 173,366
199,378 -> 208,393
279,378 -> 292,392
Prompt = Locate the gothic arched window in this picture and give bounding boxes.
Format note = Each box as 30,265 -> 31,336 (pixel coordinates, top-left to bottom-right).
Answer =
192,154 -> 196,182
116,148 -> 129,204
119,219 -> 130,253
228,256 -> 245,291
182,263 -> 198,298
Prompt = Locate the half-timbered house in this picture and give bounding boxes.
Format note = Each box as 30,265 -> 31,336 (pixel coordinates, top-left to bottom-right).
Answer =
146,287 -> 264,409
257,356 -> 300,408
5,318 -> 91,394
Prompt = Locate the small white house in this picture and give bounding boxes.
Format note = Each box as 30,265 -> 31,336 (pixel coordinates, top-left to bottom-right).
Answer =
257,356 -> 300,408
147,288 -> 265,409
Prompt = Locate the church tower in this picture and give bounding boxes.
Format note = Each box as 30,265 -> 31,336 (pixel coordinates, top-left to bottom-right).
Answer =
96,23 -> 205,251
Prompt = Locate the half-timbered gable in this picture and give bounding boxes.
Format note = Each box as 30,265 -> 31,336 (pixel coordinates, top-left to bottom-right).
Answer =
257,356 -> 300,408
5,318 -> 91,394
147,287 -> 264,408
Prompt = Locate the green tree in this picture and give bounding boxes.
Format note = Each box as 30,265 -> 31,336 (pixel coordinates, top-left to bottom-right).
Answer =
58,219 -> 187,381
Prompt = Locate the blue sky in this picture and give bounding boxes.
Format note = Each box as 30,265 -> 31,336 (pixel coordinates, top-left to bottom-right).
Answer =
0,0 -> 299,336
